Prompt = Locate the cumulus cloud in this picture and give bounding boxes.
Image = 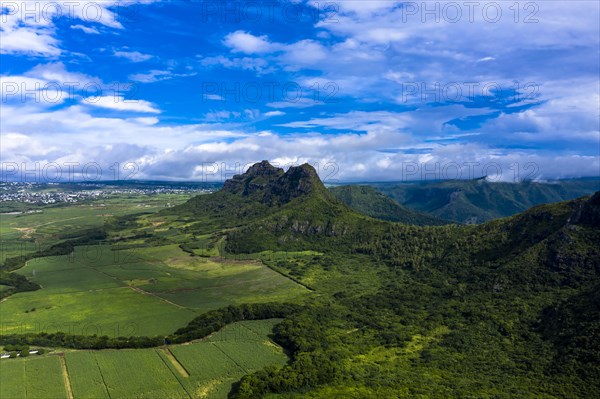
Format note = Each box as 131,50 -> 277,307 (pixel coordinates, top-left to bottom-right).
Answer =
3,97 -> 596,182
223,31 -> 278,54
3,124 -> 597,183
1,63 -> 103,107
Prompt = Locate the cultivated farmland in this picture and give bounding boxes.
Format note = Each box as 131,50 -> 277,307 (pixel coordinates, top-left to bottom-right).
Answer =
0,243 -> 307,337
0,319 -> 290,399
0,356 -> 68,399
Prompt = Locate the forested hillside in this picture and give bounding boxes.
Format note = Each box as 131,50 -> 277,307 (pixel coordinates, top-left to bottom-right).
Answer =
329,185 -> 450,225
367,178 -> 600,224
170,162 -> 600,398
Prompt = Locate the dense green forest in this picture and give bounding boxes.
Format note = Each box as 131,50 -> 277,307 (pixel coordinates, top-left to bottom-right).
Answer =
363,177 -> 600,224
2,162 -> 598,398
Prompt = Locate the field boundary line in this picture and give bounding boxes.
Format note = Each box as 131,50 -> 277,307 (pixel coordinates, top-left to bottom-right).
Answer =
161,347 -> 191,378
155,349 -> 193,399
238,322 -> 264,342
59,354 -> 74,399
23,358 -> 27,399
211,342 -> 248,374
92,352 -> 113,399
259,261 -> 315,291
128,286 -> 188,309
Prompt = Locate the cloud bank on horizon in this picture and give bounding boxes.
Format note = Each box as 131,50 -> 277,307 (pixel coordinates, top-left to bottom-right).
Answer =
1,0 -> 599,182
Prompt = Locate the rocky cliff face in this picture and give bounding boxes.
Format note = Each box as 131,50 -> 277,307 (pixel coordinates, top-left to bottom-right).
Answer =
222,160 -> 284,196
222,161 -> 332,206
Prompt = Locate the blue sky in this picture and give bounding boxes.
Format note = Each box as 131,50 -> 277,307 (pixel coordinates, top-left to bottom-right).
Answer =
1,0 -> 599,182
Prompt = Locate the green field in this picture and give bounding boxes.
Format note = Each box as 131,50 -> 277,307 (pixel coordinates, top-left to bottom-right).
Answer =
0,355 -> 69,399
0,320 -> 287,399
1,192 -> 307,337
169,320 -> 288,398
0,243 -> 307,336
0,194 -> 192,264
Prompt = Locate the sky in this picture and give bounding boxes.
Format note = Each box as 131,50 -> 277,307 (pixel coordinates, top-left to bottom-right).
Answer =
1,0 -> 599,183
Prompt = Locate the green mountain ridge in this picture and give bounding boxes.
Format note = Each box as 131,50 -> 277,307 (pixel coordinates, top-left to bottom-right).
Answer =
368,178 -> 600,224
201,164 -> 599,398
329,185 -> 450,225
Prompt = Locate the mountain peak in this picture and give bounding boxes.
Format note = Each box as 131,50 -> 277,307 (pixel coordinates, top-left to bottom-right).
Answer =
246,160 -> 281,176
265,163 -> 330,205
222,161 -> 284,195
219,161 -> 332,206
283,163 -> 321,187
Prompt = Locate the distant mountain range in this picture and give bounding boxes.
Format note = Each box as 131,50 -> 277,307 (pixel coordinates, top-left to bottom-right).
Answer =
334,178 -> 600,224
329,185 -> 450,225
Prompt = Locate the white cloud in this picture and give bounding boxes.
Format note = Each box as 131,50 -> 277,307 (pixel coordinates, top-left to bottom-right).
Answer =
25,62 -> 99,84
128,117 -> 160,125
129,70 -> 172,83
479,88 -> 600,144
2,100 -> 597,181
85,96 -> 161,113
277,106 -> 493,137
0,23 -> 60,56
71,25 -> 100,35
114,50 -> 153,62
264,111 -> 285,117
204,111 -> 241,121
359,28 -> 407,44
200,56 -> 273,74
2,1 -> 597,182
203,94 -> 223,101
129,69 -> 196,83
218,32 -> 330,72
0,133 -> 59,157
279,40 -> 328,69
0,1 -> 160,56
223,31 -> 278,54
1,63 -> 102,107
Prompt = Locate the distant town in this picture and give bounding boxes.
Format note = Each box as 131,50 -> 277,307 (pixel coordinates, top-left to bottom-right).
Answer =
0,181 -> 219,206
